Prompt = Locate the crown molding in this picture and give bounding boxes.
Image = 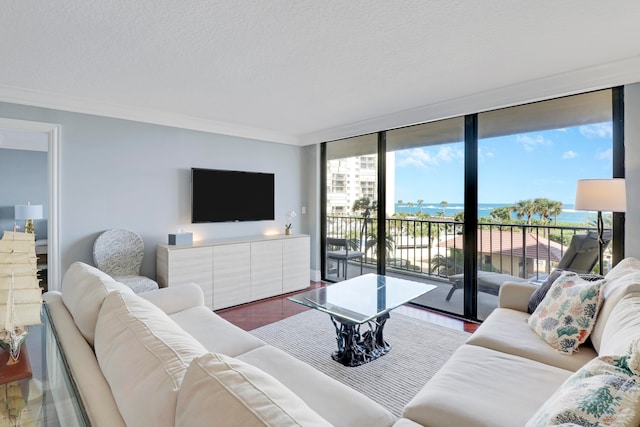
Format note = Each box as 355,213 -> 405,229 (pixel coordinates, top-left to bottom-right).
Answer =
0,85 -> 300,146
3,55 -> 640,148
298,55 -> 640,145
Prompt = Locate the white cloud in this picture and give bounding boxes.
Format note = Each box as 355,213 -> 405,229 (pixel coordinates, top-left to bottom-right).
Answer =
396,156 -> 425,168
596,148 -> 612,160
516,134 -> 552,152
477,147 -> 494,162
436,146 -> 462,163
563,150 -> 578,159
397,146 -> 463,168
580,123 -> 612,139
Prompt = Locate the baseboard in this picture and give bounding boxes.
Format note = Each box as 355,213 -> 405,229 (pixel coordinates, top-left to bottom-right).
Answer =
310,269 -> 321,282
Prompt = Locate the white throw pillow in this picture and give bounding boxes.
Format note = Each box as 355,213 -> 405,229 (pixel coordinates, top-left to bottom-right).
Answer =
590,259 -> 640,352
603,257 -> 640,297
60,261 -> 134,346
599,295 -> 640,356
95,291 -> 207,427
175,352 -> 331,427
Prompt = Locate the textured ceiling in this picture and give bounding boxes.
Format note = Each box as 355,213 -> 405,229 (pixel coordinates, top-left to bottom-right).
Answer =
1,1 -> 640,145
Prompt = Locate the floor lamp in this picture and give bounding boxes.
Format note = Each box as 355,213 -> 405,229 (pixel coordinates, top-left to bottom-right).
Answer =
574,179 -> 626,274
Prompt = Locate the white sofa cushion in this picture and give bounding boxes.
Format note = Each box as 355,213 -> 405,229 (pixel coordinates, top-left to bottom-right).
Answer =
95,291 -> 207,427
602,257 -> 640,297
236,345 -> 399,427
169,306 -> 266,358
467,308 -> 596,372
402,344 -> 572,427
599,295 -> 640,356
139,282 -> 204,314
591,258 -> 640,352
43,292 -> 127,427
61,261 -> 133,346
175,352 -> 331,427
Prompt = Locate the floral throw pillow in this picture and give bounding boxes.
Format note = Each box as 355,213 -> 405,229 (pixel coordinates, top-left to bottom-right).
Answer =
526,348 -> 640,426
527,270 -> 605,314
528,271 -> 606,353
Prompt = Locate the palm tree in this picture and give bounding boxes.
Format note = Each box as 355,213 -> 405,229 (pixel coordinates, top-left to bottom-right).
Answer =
490,206 -> 512,223
533,198 -> 559,224
440,201 -> 449,217
549,200 -> 563,224
352,197 -> 377,255
511,200 -> 535,225
417,199 -> 424,215
431,250 -> 464,276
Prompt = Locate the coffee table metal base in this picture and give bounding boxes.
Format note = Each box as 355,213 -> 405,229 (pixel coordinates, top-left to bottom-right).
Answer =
329,313 -> 391,367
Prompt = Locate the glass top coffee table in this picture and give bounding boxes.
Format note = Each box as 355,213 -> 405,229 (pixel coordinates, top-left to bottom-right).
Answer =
288,274 -> 436,367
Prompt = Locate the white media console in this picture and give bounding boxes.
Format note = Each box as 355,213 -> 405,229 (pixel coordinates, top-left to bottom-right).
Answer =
156,234 -> 310,310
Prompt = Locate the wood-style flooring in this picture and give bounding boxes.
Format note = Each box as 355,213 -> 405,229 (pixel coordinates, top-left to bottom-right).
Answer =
217,281 -> 479,333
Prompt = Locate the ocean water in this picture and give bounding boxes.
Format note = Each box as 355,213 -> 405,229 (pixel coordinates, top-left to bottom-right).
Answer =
394,202 -> 597,225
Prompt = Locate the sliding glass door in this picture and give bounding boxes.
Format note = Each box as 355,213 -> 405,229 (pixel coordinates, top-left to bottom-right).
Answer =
385,118 -> 465,316
323,134 -> 378,281
321,88 -> 622,322
475,89 -> 614,320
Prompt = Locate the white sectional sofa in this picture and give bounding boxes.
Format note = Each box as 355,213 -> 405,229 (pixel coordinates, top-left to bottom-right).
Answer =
399,258 -> 640,427
45,258 -> 640,426
44,262 -> 396,427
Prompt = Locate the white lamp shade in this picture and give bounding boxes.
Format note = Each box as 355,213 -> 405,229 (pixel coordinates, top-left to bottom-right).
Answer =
574,179 -> 626,212
14,204 -> 44,220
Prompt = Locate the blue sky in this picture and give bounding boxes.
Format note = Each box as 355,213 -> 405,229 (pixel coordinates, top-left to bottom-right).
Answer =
393,123 -> 613,205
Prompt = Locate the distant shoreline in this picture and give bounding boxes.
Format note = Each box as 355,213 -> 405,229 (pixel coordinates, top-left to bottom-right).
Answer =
394,202 -> 597,225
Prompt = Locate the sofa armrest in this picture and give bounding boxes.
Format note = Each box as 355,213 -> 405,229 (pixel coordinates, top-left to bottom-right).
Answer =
44,292 -> 127,427
139,283 -> 204,314
498,281 -> 538,312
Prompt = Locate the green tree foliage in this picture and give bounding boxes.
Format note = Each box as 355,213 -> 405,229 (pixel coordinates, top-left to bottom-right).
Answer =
440,200 -> 448,217
511,200 -> 536,225
352,197 -> 377,244
489,206 -> 512,223
533,198 -> 564,225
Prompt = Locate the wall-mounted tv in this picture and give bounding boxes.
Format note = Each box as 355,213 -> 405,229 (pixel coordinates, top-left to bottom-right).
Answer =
191,168 -> 275,223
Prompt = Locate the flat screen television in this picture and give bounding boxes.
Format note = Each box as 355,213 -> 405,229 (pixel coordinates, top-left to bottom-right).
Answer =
191,168 -> 275,223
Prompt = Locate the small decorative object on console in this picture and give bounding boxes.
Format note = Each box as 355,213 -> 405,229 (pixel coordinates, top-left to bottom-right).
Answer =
168,232 -> 193,246
285,210 -> 296,235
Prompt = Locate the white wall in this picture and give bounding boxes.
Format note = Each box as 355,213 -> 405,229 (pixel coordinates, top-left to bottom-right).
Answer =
625,83 -> 640,259
0,102 -> 307,283
301,144 -> 321,280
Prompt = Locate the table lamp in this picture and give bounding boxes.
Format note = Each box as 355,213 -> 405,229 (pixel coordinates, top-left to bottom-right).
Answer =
574,178 -> 626,273
14,203 -> 43,234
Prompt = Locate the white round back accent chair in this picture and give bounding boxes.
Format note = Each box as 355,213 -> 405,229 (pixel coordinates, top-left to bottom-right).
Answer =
93,229 -> 159,293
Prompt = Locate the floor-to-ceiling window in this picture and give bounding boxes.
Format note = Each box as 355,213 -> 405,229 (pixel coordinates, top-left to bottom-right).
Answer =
385,118 -> 465,316
321,88 -> 622,322
476,89 -> 614,320
323,134 -> 379,281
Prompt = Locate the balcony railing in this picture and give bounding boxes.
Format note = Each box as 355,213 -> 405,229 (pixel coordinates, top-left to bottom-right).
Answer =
326,215 -> 604,280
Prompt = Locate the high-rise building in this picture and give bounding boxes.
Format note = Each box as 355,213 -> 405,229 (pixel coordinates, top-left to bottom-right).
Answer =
326,153 -> 395,216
